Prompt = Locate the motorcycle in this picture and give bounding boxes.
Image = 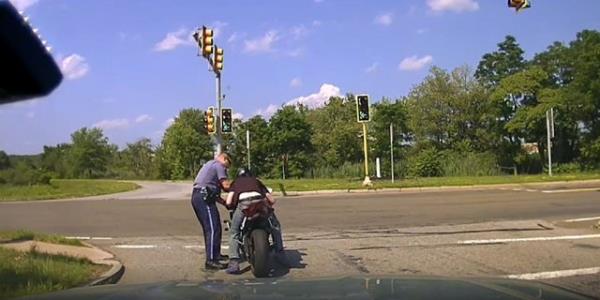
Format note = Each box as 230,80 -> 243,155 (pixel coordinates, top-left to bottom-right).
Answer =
226,194 -> 276,278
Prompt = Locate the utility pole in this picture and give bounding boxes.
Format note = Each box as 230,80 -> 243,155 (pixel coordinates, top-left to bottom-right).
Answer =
546,107 -> 555,176
390,123 -> 394,183
246,130 -> 251,170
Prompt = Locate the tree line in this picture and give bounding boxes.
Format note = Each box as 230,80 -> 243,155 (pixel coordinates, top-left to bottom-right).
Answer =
1,30 -> 599,184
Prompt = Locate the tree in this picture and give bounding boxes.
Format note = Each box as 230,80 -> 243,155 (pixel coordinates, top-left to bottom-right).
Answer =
160,108 -> 213,179
371,98 -> 410,177
306,96 -> 362,168
0,150 -> 9,170
230,116 -> 271,177
268,106 -> 314,178
70,127 -> 112,178
406,66 -> 496,152
41,144 -> 72,178
120,138 -> 155,179
475,35 -> 527,89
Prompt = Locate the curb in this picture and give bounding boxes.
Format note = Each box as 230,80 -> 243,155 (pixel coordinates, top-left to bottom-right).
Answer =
272,179 -> 600,196
82,241 -> 125,286
88,260 -> 125,286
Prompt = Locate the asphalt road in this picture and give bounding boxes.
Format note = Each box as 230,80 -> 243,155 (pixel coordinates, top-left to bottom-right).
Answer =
1,181 -> 600,297
0,183 -> 599,237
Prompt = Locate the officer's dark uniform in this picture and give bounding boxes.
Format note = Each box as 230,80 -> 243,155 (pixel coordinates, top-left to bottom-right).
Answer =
191,159 -> 228,268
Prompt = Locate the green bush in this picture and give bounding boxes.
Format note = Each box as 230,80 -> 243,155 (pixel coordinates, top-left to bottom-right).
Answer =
547,162 -> 583,174
0,163 -> 52,186
441,151 -> 500,177
514,151 -> 543,174
409,148 -> 443,177
581,138 -> 600,170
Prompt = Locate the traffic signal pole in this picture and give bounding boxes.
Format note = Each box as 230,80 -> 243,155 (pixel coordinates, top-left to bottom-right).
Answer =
215,72 -> 222,155
362,122 -> 372,186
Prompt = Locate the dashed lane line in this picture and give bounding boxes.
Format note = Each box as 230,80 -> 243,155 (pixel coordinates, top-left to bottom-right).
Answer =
458,234 -> 600,245
504,267 -> 600,280
563,216 -> 600,223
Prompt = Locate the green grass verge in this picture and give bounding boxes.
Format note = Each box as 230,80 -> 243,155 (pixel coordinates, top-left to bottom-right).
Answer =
0,247 -> 107,299
263,173 -> 600,192
0,179 -> 140,202
0,230 -> 83,247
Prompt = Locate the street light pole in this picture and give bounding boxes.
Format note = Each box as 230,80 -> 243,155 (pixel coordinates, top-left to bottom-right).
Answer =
246,130 -> 251,170
546,107 -> 555,176
390,123 -> 394,183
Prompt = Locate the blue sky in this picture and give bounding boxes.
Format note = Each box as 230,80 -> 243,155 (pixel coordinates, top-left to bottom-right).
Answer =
2,0 -> 600,154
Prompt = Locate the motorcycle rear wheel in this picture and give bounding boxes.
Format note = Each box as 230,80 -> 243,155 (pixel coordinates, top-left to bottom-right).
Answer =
250,229 -> 270,277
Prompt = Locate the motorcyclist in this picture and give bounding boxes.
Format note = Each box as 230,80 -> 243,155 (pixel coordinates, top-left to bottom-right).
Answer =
225,167 -> 287,274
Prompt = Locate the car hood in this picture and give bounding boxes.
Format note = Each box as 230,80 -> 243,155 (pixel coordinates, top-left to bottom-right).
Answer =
22,276 -> 593,300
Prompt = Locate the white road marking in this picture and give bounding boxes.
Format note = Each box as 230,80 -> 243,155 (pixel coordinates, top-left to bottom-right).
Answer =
542,187 -> 600,194
176,282 -> 198,287
183,245 -> 229,249
459,234 -> 600,245
65,236 -> 113,240
65,236 -> 90,240
504,267 -> 600,280
113,245 -> 157,249
183,245 -> 202,249
563,216 -> 600,223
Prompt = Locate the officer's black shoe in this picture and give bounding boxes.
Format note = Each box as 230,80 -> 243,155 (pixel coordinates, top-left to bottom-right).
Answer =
205,261 -> 227,270
218,254 -> 229,261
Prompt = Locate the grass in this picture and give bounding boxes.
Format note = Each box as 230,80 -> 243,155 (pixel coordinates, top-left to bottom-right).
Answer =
0,230 -> 83,247
0,247 -> 107,299
0,179 -> 140,202
263,173 -> 600,192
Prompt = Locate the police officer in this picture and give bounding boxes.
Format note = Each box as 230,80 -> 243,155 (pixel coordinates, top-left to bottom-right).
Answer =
191,152 -> 232,270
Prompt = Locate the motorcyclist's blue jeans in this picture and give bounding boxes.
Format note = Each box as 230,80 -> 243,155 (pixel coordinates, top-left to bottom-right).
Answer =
229,208 -> 284,260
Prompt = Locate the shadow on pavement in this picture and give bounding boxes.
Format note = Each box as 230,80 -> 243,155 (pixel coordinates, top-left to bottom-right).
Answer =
268,249 -> 307,278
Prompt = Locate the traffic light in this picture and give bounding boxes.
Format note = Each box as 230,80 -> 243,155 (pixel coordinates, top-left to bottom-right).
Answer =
205,106 -> 216,135
214,46 -> 224,72
508,0 -> 531,12
221,108 -> 232,133
201,26 -> 213,57
356,95 -> 370,122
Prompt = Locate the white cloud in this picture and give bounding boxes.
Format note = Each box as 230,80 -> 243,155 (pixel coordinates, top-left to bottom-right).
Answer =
153,28 -> 193,52
290,77 -> 302,88
9,0 -> 38,11
314,0 -> 324,3
211,21 -> 228,38
243,30 -> 280,54
287,48 -> 304,58
398,55 -> 433,71
290,25 -> 309,40
232,112 -> 244,120
25,111 -> 35,118
312,20 -> 322,27
365,62 -> 379,73
286,83 -> 341,109
417,28 -> 428,34
427,0 -> 479,13
374,13 -> 393,26
135,114 -> 153,123
227,32 -> 238,43
164,118 -> 175,127
60,54 -> 89,80
256,104 -> 279,119
93,118 -> 130,130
